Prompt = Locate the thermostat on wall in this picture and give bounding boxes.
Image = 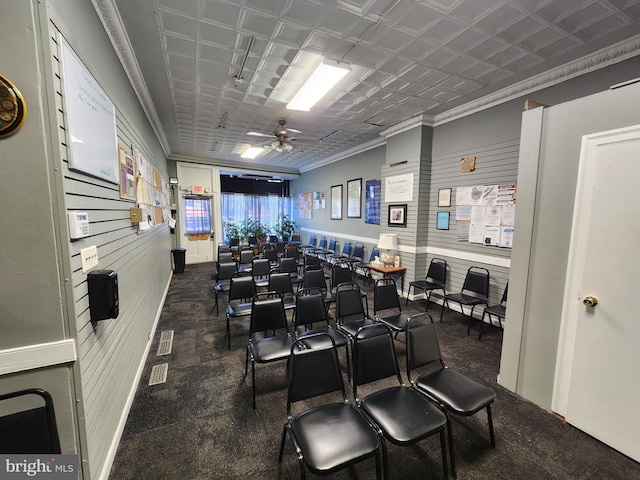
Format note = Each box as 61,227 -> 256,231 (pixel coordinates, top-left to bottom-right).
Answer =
68,211 -> 90,240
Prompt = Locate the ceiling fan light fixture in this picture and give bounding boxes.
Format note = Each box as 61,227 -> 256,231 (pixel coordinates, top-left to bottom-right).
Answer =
286,59 -> 351,111
272,139 -> 293,153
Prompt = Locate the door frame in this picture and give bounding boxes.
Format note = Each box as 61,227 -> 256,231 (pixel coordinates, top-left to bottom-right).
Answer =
552,123 -> 640,416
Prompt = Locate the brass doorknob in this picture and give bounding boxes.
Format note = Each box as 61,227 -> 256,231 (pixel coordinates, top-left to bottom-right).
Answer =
583,296 -> 598,307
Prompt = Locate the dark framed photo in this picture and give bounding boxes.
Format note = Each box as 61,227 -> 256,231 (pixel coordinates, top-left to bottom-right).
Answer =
331,184 -> 342,220
347,178 -> 362,218
438,188 -> 452,207
436,211 -> 450,230
388,204 -> 407,227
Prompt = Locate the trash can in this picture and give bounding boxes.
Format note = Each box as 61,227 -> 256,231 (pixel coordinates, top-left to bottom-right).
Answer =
171,248 -> 187,273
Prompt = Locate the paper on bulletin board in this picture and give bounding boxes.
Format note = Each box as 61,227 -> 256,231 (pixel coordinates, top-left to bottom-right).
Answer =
456,221 -> 470,241
469,223 -> 484,243
483,226 -> 501,246
499,226 -> 515,247
385,173 -> 413,202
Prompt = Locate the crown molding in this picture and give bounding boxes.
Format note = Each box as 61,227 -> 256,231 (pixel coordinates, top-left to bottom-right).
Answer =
92,0 -> 170,156
379,114 -> 435,139
434,34 -> 640,126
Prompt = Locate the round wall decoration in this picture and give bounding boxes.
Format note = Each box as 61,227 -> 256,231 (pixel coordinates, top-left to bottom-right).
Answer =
0,74 -> 27,139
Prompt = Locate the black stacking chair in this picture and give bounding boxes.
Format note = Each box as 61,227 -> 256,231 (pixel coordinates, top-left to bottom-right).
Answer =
480,282 -> 508,339
251,258 -> 271,290
406,315 -> 496,476
354,247 -> 379,287
373,278 -> 409,337
335,282 -> 375,341
331,264 -> 368,313
217,251 -> 234,264
238,249 -> 255,273
268,269 -> 296,311
212,261 -> 238,315
245,292 -> 293,410
0,388 -> 61,454
302,267 -> 336,308
440,267 -> 490,335
262,246 -> 279,266
406,258 -> 447,310
225,274 -> 257,349
353,324 -> 449,480
278,334 -> 383,479
293,287 -> 350,379
290,232 -> 301,245
280,256 -> 304,289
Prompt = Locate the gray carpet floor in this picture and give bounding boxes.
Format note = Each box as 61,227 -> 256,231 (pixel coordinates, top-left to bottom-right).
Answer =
110,262 -> 640,479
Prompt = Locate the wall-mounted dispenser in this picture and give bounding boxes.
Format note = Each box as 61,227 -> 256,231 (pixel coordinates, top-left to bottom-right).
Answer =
87,270 -> 119,321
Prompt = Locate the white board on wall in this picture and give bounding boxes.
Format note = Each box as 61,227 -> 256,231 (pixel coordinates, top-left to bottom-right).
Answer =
60,36 -> 118,184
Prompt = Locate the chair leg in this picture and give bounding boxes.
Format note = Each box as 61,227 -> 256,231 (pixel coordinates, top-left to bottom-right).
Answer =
479,312 -> 487,340
278,424 -> 288,462
405,285 -> 412,305
466,306 -> 477,335
446,416 -> 456,478
226,315 -> 231,350
440,429 -> 449,480
251,359 -> 256,410
487,404 -> 496,447
440,298 -> 448,322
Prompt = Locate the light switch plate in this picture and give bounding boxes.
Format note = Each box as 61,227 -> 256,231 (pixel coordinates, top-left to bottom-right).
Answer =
81,246 -> 99,272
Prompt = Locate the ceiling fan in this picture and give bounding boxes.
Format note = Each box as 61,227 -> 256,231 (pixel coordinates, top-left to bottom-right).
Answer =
247,119 -> 301,153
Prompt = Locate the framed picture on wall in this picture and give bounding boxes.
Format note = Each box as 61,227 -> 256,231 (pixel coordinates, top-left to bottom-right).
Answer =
438,188 -> 452,207
388,204 -> 407,227
331,184 -> 343,220
436,211 -> 450,230
347,178 -> 362,218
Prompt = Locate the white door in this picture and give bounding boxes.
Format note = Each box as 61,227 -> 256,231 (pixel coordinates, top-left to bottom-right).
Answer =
554,124 -> 640,462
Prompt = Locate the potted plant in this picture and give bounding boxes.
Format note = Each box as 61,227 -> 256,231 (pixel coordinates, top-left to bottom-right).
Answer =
241,218 -> 270,243
273,214 -> 296,242
223,219 -> 241,241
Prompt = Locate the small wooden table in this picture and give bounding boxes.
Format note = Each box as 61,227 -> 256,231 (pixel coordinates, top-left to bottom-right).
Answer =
366,263 -> 407,292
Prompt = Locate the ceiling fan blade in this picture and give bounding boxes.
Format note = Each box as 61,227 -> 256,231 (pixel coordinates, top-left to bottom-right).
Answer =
286,128 -> 301,134
247,131 -> 274,137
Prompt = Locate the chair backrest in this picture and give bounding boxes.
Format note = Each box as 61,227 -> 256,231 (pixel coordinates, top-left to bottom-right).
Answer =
462,266 -> 490,300
353,325 -> 403,397
303,268 -> 329,292
340,241 -> 352,257
331,265 -> 353,290
268,235 -> 278,244
368,247 -> 380,262
263,247 -> 278,263
327,238 -> 337,252
216,261 -> 238,282
307,234 -> 317,248
291,233 -> 301,243
294,288 -> 329,330
373,278 -> 402,314
0,388 -> 61,454
268,270 -> 294,296
351,243 -> 364,260
239,249 -> 254,265
248,235 -> 258,245
251,258 -> 271,277
317,236 -> 327,249
284,245 -> 299,259
426,258 -> 447,285
280,256 -> 298,276
228,237 -> 240,247
405,314 -> 444,381
218,252 -> 234,263
228,274 -> 257,302
287,335 -> 346,414
335,282 -> 366,323
250,292 -> 288,334
304,255 -> 321,270
218,245 -> 231,254
275,241 -> 286,255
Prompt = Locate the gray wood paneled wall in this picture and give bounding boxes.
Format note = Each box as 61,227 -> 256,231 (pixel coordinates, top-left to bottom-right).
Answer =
48,10 -> 171,478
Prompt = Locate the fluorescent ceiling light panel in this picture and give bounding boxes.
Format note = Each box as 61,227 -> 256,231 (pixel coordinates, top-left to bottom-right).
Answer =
241,146 -> 263,159
286,59 -> 350,111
